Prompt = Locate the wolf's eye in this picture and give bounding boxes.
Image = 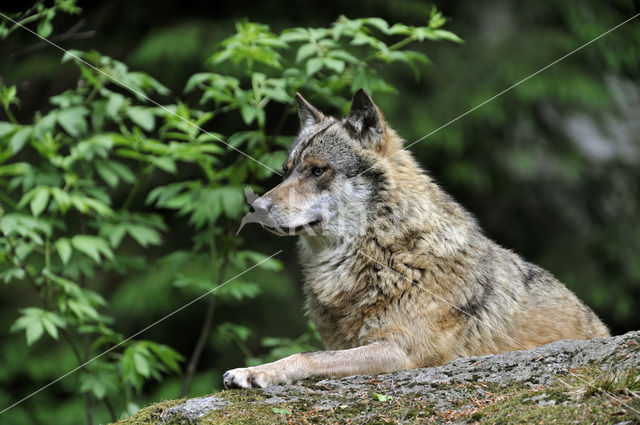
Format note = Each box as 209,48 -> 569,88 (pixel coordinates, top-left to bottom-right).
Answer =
312,167 -> 326,177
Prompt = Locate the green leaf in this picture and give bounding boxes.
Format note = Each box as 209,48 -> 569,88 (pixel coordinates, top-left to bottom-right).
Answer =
71,235 -> 114,263
127,224 -> 162,247
0,122 -> 15,138
329,49 -> 359,64
25,320 -> 44,345
432,29 -> 463,43
218,187 -> 245,219
0,268 -> 26,284
10,308 -> 66,345
296,43 -> 316,63
121,347 -> 143,389
279,28 -> 308,43
239,251 -> 283,271
43,270 -> 82,298
240,103 -> 257,125
306,57 -> 324,76
67,193 -> 114,217
148,156 -> 176,174
363,17 -> 390,34
108,160 -> 136,183
102,223 -> 127,248
216,280 -> 261,302
257,151 -> 288,179
33,112 -> 56,140
127,107 -> 155,131
323,58 -> 345,74
30,187 -> 50,217
57,107 -> 88,137
0,213 -> 51,242
50,188 -> 71,213
95,160 -> 119,188
147,343 -> 183,373
68,299 -> 100,321
55,238 -> 72,264
271,407 -> 292,415
184,73 -> 215,93
10,127 -> 31,153
0,162 -> 31,177
42,316 -> 60,339
106,93 -> 126,120
373,392 -> 393,402
216,323 -> 253,344
133,352 -> 150,377
37,19 -> 53,38
0,85 -> 18,108
80,374 -> 108,399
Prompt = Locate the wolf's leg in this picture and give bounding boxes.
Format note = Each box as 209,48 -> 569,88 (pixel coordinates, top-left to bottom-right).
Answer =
223,342 -> 411,388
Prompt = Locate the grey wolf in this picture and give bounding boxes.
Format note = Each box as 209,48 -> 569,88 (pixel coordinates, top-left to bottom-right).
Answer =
223,89 -> 610,388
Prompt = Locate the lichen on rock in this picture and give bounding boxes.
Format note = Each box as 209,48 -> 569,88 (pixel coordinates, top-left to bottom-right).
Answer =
114,331 -> 640,424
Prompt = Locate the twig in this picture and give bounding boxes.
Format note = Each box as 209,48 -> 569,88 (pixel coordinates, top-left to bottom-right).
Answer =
103,398 -> 117,422
121,165 -> 152,211
6,238 -> 42,294
3,104 -> 18,124
61,329 -> 82,364
84,333 -> 94,425
84,393 -> 93,425
179,255 -> 229,397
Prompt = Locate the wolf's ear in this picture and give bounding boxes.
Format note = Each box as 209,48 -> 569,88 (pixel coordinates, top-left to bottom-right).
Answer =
346,89 -> 385,148
295,93 -> 325,128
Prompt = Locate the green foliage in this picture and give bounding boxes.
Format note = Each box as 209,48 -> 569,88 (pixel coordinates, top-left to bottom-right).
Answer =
193,11 -> 460,119
0,4 -> 459,423
0,0 -> 80,40
10,307 -> 66,345
0,46 -> 190,417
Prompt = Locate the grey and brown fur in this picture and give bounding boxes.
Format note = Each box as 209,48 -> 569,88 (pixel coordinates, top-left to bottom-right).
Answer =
223,89 -> 610,389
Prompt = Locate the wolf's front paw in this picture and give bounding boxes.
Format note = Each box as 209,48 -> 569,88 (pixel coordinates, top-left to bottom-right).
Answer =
223,367 -> 281,389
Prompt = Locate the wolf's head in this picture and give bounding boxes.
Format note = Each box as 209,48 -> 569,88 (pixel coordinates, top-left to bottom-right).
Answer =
248,89 -> 406,238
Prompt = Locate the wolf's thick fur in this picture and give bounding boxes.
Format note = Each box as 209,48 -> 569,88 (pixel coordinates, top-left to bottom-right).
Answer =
223,89 -> 609,389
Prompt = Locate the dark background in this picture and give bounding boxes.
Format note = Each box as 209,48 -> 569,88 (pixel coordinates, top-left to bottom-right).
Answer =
1,0 -> 639,423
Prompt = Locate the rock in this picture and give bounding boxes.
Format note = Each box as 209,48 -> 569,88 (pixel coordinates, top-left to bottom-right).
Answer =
115,331 -> 640,424
160,397 -> 230,423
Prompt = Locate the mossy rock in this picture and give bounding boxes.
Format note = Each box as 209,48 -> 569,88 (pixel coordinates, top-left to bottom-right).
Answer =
113,331 -> 640,424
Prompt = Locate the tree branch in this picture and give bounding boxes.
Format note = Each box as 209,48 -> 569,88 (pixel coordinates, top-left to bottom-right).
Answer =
103,398 -> 117,423
180,255 -> 229,397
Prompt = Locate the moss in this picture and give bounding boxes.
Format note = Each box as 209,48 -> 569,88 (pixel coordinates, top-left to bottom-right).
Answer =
471,389 -> 640,425
213,389 -> 267,404
111,399 -> 185,425
190,388 -> 440,424
455,366 -> 640,425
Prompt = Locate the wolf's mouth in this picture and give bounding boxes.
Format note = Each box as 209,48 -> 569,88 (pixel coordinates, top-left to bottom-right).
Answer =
264,218 -> 322,236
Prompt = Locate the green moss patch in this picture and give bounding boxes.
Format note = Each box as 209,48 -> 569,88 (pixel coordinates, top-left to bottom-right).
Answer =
113,399 -> 185,425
